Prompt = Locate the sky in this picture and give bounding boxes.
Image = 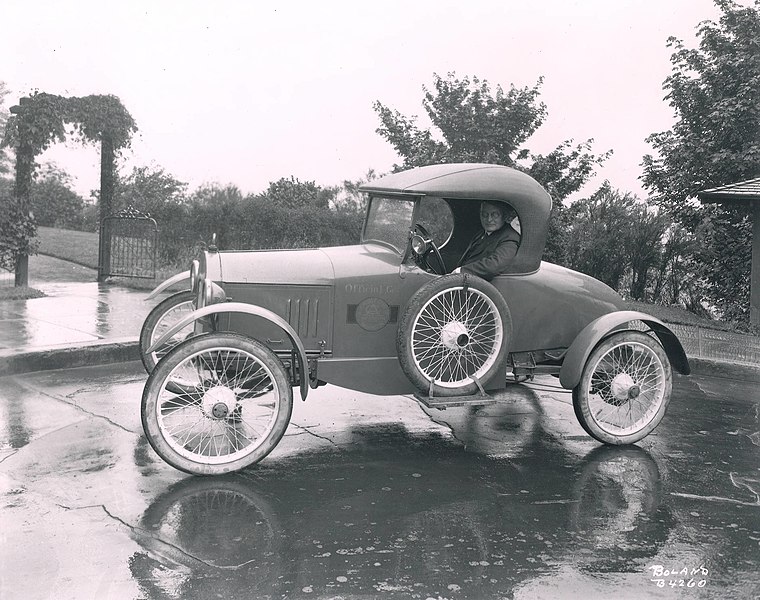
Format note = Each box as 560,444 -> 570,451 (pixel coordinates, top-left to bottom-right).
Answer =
0,0 -> 725,202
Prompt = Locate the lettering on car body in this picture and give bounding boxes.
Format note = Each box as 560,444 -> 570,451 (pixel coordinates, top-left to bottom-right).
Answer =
344,283 -> 395,295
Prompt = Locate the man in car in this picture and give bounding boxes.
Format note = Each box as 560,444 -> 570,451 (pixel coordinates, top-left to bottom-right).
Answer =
452,201 -> 520,280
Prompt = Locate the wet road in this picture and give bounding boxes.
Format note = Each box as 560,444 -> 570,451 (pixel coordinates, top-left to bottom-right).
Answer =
0,364 -> 758,599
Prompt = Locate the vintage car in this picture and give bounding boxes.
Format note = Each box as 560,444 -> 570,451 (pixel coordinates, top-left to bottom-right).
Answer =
141,163 -> 690,476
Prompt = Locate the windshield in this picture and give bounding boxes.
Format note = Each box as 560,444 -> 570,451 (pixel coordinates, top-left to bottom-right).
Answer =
362,196 -> 415,252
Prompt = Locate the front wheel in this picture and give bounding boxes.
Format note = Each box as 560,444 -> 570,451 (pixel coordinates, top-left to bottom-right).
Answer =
141,333 -> 293,475
573,331 -> 672,445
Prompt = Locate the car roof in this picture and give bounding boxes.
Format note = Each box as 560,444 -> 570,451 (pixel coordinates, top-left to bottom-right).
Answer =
360,163 -> 553,274
359,163 -> 552,211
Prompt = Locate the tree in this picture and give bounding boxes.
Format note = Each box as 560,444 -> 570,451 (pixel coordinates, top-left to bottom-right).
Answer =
331,169 -> 375,213
0,82 -> 11,177
260,176 -> 330,209
186,184 -> 245,250
114,165 -> 187,216
650,224 -> 708,313
111,165 -> 190,264
374,74 -> 609,201
250,177 -> 361,248
704,209 -> 753,321
566,184 -> 635,291
374,72 -> 610,265
321,172 -> 373,244
30,164 -> 85,229
642,0 -> 760,321
375,74 -> 546,169
627,203 -> 669,301
564,184 -> 669,301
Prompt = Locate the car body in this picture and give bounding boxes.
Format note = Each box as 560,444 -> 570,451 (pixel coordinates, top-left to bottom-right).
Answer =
141,163 -> 690,475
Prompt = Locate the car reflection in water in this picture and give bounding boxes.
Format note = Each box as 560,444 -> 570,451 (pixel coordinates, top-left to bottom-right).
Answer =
128,426 -> 669,599
568,445 -> 675,574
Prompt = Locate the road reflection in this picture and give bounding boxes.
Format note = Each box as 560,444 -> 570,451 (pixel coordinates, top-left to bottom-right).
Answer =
128,427 -> 669,599
0,389 -> 31,450
568,445 -> 673,573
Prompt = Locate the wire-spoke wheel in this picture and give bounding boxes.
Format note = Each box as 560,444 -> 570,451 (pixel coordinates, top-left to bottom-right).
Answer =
140,291 -> 196,374
142,333 -> 293,475
398,274 -> 511,397
573,331 -> 672,445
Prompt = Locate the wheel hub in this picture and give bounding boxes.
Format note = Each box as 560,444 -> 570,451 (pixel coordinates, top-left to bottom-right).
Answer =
610,373 -> 638,401
440,321 -> 470,350
202,386 -> 237,420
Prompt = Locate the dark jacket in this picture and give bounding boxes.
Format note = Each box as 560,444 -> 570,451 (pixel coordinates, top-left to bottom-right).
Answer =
457,223 -> 521,280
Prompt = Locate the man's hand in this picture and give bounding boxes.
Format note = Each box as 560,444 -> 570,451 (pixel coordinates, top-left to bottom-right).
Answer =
451,267 -> 461,274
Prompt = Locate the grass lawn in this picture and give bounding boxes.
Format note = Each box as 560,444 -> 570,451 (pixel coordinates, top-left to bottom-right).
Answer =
35,226 -> 180,291
37,226 -> 100,269
0,286 -> 45,301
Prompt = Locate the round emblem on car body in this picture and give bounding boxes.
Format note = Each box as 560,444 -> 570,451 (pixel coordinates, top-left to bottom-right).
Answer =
355,297 -> 392,331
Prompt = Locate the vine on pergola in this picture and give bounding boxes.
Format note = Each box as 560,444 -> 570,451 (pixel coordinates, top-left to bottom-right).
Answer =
2,91 -> 137,154
1,91 -> 137,282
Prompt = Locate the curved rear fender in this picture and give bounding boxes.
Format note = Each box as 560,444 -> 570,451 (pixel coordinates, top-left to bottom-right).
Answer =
147,302 -> 310,400
558,310 -> 691,390
146,271 -> 190,300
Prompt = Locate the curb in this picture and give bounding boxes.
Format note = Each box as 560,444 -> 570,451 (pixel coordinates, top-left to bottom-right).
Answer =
1,338 -> 760,383
0,338 -> 140,377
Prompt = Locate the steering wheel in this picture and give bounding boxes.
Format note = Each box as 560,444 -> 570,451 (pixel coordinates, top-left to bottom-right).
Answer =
411,223 -> 446,275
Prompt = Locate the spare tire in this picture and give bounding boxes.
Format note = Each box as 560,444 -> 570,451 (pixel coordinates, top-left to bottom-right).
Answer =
397,274 -> 512,397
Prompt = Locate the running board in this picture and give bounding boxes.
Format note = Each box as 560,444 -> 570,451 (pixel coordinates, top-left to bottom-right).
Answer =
413,392 -> 498,410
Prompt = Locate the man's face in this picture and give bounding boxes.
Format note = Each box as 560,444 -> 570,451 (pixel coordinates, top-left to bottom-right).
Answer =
480,203 -> 505,233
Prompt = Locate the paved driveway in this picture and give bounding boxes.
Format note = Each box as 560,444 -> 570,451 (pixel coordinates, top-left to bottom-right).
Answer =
1,364 -> 758,599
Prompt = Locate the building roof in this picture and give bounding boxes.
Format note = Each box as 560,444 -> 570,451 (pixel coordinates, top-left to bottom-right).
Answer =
698,177 -> 760,202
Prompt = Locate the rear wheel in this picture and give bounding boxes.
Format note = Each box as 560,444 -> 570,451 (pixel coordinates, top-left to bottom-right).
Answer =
573,331 -> 672,445
140,291 -> 196,373
141,333 -> 293,475
398,274 -> 511,397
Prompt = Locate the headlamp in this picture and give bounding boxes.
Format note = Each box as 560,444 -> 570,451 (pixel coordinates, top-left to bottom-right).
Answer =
204,278 -> 213,307
411,234 -> 428,255
189,259 -> 200,293
196,278 -> 226,309
195,277 -> 206,308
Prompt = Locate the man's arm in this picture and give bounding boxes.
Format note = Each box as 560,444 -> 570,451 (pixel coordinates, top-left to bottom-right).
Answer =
460,236 -> 519,280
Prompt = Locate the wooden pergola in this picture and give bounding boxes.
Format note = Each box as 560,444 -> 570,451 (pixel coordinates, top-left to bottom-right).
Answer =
698,177 -> 760,326
5,93 -> 136,286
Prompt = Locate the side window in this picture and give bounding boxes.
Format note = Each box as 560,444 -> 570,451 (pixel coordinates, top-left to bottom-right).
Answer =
492,201 -> 521,236
507,206 -> 521,235
417,197 -> 454,247
511,217 -> 521,235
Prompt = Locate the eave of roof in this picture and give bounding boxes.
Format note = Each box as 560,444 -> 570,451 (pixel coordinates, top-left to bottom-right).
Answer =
698,177 -> 760,202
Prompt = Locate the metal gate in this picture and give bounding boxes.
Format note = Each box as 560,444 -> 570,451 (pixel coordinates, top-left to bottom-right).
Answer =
99,206 -> 158,280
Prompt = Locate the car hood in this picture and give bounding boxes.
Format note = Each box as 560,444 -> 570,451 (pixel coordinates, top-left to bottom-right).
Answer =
215,248 -> 335,285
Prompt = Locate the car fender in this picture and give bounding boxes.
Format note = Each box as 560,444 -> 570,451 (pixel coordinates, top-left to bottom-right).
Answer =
146,270 -> 190,300
558,310 -> 691,390
147,302 -> 310,400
